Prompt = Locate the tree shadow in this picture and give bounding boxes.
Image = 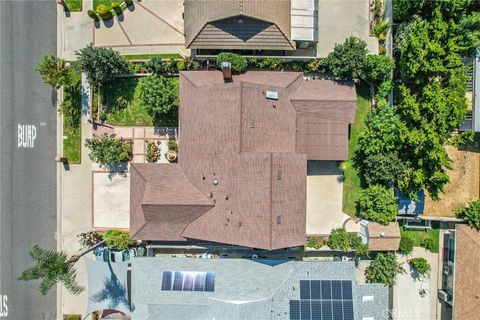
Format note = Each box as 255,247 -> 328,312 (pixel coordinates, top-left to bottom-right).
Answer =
127,3 -> 135,11
91,261 -> 129,311
117,12 -> 125,22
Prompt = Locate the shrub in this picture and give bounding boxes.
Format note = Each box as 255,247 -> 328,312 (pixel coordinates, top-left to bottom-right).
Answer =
399,233 -> 414,255
456,199 -> 480,228
168,140 -> 178,151
84,134 -> 133,166
216,52 -> 247,73
366,252 -> 404,286
125,0 -> 133,6
373,22 -> 390,37
305,236 -> 323,250
35,55 -> 70,88
327,228 -> 368,255
111,1 -> 121,13
323,36 -> 368,79
356,185 -> 398,225
448,131 -> 475,148
176,57 -> 201,71
87,9 -> 99,21
103,229 -> 134,251
409,257 -> 431,277
307,58 -> 325,73
145,57 -> 178,74
137,75 -> 178,126
259,58 -> 285,70
96,4 -> 112,19
420,237 -> 434,251
145,141 -> 160,163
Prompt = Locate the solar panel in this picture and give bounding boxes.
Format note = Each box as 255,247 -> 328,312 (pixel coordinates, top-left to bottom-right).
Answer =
341,281 -> 352,300
183,272 -> 194,291
205,272 -> 215,292
172,272 -> 184,291
320,281 -> 332,300
311,280 -> 321,299
161,271 -> 172,291
300,280 -> 311,299
290,300 -> 300,320
290,280 -> 354,320
300,300 -> 311,320
332,280 -> 342,300
193,272 -> 206,291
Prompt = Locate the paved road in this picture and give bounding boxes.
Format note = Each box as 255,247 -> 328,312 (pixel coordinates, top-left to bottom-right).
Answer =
0,1 -> 57,319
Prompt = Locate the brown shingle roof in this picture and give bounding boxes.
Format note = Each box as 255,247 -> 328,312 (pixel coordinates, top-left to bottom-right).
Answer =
130,71 -> 356,250
454,224 -> 480,320
366,222 -> 401,251
184,0 -> 295,50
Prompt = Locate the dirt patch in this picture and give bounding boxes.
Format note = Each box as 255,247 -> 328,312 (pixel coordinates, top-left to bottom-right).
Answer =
424,145 -> 480,217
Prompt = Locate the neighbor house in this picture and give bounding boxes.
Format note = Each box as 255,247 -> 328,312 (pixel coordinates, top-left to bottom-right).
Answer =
440,224 -> 480,319
130,71 -> 356,250
131,258 -> 388,320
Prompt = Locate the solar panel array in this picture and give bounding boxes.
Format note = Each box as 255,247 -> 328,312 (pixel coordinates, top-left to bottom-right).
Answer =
290,280 -> 354,320
161,271 -> 215,292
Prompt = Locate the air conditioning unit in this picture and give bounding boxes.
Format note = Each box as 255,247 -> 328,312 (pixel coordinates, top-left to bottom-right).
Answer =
438,289 -> 451,302
443,265 -> 451,275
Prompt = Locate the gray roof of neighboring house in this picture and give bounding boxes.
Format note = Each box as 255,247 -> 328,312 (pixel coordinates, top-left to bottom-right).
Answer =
184,0 -> 295,50
130,258 -> 388,320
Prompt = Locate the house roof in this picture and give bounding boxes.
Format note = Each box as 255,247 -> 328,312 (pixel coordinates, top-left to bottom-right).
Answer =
454,224 -> 480,319
184,0 -> 295,50
366,221 -> 401,251
130,258 -> 389,320
130,71 -> 356,250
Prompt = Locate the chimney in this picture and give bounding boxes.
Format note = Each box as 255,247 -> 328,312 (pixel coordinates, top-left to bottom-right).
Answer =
221,61 -> 232,81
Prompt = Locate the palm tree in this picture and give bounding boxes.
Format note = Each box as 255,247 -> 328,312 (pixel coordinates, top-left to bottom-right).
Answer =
18,245 -> 83,296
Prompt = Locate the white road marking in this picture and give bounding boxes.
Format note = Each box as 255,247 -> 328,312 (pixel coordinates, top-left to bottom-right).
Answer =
17,124 -> 37,148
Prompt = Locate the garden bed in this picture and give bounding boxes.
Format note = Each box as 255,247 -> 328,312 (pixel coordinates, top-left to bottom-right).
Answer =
342,83 -> 371,216
400,225 -> 440,253
122,54 -> 182,61
102,76 -> 179,127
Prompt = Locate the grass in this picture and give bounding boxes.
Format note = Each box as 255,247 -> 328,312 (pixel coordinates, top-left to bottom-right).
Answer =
62,68 -> 82,164
64,0 -> 82,11
103,77 -> 179,127
122,54 -> 182,60
401,226 -> 440,253
342,82 -> 371,216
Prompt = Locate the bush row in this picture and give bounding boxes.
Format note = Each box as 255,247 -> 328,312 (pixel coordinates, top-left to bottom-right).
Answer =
88,0 -> 133,21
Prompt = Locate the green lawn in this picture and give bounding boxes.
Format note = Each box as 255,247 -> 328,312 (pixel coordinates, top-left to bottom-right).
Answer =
64,0 -> 82,11
104,77 -> 179,127
62,69 -> 82,164
122,54 -> 182,60
401,226 -> 440,253
342,83 -> 371,216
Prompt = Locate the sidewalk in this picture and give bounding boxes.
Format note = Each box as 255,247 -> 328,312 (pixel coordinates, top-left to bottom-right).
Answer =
60,0 -> 94,60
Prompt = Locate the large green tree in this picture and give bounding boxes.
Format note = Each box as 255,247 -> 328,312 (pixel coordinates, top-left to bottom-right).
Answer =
18,245 -> 83,296
455,199 -> 480,229
356,185 -> 398,225
323,36 -> 368,80
138,75 -> 178,126
366,252 -> 404,286
85,134 -> 133,166
76,43 -> 128,87
35,55 -> 71,88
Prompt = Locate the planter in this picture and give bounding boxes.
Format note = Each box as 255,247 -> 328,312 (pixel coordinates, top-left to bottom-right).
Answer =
166,150 -> 177,162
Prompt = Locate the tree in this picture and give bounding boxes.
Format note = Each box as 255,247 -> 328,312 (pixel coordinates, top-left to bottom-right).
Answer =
323,36 -> 368,79
366,252 -> 404,286
216,52 -> 248,73
18,245 -> 83,296
327,228 -> 369,256
362,55 -> 394,85
35,55 -> 70,88
356,185 -> 398,225
354,102 -> 404,187
75,43 -> 128,87
137,75 -> 178,126
409,257 -> 431,277
455,199 -> 480,229
458,12 -> 480,55
84,134 -> 132,166
103,229 -> 134,251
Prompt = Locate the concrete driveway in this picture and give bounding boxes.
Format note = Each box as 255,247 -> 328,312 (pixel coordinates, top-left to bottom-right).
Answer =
317,0 -> 378,56
306,161 -> 359,235
392,248 -> 439,320
93,0 -> 189,56
93,171 -> 130,230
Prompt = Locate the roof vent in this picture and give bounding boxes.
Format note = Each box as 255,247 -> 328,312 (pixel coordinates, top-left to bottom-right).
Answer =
265,90 -> 279,100
277,169 -> 283,180
379,231 -> 385,237
213,179 -> 219,186
276,215 -> 282,225
249,120 -> 255,128
221,62 -> 232,80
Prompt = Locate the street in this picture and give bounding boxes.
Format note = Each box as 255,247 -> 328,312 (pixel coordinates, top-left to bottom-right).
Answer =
0,1 -> 57,319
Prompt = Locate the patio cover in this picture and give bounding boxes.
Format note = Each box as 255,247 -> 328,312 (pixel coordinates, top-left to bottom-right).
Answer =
84,257 -> 130,319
